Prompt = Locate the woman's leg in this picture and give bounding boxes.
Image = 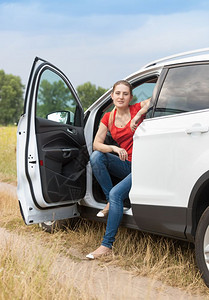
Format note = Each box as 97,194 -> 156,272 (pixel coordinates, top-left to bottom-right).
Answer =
86,173 -> 132,258
101,173 -> 132,249
90,151 -> 131,201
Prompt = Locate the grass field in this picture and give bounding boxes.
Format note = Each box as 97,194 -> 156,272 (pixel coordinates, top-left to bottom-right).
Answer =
0,126 -> 17,183
0,126 -> 209,297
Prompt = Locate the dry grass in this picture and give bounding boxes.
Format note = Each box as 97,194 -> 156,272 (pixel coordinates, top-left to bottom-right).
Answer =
0,231 -> 83,300
0,191 -> 97,300
62,219 -> 209,295
0,183 -> 208,298
0,189 -> 80,299
0,126 -> 209,297
0,126 -> 17,183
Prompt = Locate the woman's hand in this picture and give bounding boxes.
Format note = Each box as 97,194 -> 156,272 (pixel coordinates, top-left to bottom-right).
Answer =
111,146 -> 128,161
130,117 -> 139,132
130,97 -> 151,132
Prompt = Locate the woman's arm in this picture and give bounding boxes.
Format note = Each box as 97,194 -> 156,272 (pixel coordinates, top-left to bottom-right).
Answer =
93,122 -> 128,161
130,97 -> 151,131
93,122 -> 113,152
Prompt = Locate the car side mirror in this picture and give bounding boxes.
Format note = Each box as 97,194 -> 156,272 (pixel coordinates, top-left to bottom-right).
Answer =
46,111 -> 74,125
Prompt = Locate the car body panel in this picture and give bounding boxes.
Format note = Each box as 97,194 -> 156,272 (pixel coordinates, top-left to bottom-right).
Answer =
130,60 -> 209,238
131,109 -> 209,208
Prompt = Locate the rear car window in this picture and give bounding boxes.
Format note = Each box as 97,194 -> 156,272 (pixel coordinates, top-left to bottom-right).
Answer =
154,64 -> 209,117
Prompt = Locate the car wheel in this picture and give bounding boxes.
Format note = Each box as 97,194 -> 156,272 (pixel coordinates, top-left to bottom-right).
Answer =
39,218 -> 80,233
195,206 -> 209,287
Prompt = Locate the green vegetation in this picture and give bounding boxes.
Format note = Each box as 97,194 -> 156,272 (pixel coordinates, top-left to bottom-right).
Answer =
37,79 -> 76,118
0,70 -> 24,125
37,79 -> 108,118
77,81 -> 108,111
0,68 -> 108,126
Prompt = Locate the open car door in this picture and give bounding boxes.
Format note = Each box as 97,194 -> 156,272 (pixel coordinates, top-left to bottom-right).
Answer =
17,57 -> 88,225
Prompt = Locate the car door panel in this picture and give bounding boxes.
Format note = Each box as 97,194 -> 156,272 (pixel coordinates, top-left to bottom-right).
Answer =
130,63 -> 209,239
35,117 -> 88,204
17,58 -> 88,224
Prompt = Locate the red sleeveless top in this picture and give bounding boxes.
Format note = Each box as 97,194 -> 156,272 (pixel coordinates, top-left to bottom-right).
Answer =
101,103 -> 144,161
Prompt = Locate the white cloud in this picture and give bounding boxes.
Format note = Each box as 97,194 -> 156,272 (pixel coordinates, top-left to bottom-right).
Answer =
0,4 -> 209,90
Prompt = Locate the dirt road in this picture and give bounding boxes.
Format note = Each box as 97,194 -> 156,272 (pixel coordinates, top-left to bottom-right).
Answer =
0,182 -> 204,299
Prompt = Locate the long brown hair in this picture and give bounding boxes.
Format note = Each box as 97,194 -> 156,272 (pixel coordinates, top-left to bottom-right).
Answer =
112,80 -> 133,96
108,80 -> 133,130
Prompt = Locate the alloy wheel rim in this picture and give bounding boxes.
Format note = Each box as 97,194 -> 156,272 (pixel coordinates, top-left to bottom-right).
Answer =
204,226 -> 209,269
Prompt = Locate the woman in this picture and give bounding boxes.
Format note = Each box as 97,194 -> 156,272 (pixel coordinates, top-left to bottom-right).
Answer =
86,80 -> 150,259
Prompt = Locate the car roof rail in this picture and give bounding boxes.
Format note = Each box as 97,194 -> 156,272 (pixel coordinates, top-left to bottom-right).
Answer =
143,47 -> 209,69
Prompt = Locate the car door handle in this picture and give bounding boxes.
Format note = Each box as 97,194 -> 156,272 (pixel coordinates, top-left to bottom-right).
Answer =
61,148 -> 79,159
186,124 -> 209,134
67,128 -> 77,135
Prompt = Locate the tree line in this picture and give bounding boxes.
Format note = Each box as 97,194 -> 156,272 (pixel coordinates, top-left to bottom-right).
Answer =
0,69 -> 108,126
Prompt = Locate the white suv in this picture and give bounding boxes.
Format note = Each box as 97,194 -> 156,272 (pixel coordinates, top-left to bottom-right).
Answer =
17,48 -> 209,287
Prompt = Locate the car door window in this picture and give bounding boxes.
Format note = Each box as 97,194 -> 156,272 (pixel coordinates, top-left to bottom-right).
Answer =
36,69 -> 77,125
131,80 -> 156,105
154,64 -> 209,117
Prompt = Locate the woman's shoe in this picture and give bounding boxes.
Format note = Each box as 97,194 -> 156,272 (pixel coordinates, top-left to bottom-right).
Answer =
97,208 -> 109,217
86,246 -> 112,260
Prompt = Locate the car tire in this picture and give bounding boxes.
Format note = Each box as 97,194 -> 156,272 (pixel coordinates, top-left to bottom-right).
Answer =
39,218 -> 80,233
195,206 -> 209,287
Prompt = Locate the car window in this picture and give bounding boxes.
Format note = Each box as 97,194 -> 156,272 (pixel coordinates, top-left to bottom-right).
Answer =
131,81 -> 156,105
104,78 -> 157,114
154,64 -> 209,117
36,69 -> 78,125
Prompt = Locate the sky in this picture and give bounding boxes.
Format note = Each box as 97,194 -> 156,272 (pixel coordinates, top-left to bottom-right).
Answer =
0,0 -> 209,89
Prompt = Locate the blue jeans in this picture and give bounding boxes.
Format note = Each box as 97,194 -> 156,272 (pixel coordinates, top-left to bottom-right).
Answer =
102,173 -> 132,248
90,151 -> 132,248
